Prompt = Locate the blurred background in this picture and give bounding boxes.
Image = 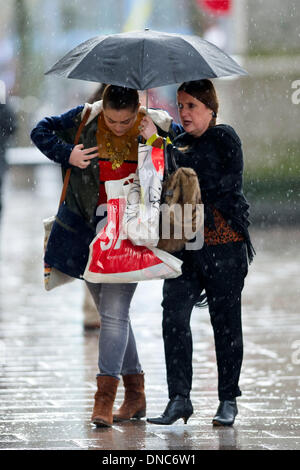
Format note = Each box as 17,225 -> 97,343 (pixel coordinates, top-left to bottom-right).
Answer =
0,1 -> 299,450
1,0 -> 299,328
1,0 -> 299,225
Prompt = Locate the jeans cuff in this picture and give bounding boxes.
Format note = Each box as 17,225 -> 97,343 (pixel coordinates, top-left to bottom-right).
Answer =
96,373 -> 120,380
120,367 -> 143,376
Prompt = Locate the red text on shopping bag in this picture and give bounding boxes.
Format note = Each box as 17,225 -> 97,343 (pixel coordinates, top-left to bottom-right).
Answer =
88,196 -> 164,274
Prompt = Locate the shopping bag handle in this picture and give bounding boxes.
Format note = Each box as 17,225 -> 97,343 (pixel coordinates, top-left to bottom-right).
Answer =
122,173 -> 136,186
58,107 -> 92,208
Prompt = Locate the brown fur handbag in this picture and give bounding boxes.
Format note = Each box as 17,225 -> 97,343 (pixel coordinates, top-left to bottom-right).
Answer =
157,145 -> 203,253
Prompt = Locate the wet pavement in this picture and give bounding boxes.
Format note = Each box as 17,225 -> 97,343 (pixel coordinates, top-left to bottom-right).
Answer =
0,164 -> 299,451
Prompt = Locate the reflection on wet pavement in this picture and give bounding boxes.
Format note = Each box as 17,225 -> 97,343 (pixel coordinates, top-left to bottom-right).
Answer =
0,165 -> 299,450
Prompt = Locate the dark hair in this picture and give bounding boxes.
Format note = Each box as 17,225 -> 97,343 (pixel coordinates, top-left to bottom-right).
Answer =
177,79 -> 219,127
102,85 -> 139,112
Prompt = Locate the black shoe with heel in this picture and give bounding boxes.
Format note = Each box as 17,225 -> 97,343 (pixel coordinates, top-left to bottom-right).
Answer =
146,395 -> 193,425
212,399 -> 238,426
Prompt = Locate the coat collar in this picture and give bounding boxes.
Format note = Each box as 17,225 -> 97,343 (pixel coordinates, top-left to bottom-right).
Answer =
81,100 -> 173,132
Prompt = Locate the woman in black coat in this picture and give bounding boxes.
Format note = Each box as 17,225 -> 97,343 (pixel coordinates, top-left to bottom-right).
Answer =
140,79 -> 255,426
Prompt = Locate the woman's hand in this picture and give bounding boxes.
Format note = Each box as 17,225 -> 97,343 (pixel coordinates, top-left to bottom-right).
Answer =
139,115 -> 158,141
69,144 -> 99,169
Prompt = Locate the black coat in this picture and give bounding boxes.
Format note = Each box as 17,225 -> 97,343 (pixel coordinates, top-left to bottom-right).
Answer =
167,124 -> 255,263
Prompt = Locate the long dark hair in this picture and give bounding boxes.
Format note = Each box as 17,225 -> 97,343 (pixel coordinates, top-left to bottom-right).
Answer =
177,79 -> 219,127
102,85 -> 139,112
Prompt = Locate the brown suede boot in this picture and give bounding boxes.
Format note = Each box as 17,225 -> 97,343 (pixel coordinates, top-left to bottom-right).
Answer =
113,372 -> 146,422
91,375 -> 119,427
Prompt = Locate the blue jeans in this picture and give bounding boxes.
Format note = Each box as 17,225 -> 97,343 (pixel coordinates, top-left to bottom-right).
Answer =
85,281 -> 142,379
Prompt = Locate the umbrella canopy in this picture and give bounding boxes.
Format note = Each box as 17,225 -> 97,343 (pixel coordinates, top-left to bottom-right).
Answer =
45,29 -> 247,90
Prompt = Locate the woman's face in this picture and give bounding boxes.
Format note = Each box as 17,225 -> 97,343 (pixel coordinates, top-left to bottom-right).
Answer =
103,106 -> 139,136
177,91 -> 213,137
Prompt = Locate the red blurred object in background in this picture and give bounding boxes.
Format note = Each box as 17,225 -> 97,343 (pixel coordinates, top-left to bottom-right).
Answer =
197,0 -> 232,15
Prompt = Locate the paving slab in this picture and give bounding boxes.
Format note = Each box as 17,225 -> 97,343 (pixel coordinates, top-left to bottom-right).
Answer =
0,165 -> 299,453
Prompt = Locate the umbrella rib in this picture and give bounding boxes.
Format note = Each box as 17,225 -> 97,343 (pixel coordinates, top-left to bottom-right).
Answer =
69,36 -> 109,79
181,39 -> 216,79
183,35 -> 247,78
46,35 -> 101,78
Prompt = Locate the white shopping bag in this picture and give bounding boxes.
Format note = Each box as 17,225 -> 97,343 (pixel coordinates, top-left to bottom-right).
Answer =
123,144 -> 164,247
83,173 -> 182,283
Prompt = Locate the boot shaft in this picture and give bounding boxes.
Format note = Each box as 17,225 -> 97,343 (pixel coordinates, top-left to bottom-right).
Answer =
92,375 -> 119,427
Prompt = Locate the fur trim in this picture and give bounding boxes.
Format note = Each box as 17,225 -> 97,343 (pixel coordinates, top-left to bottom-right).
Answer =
81,100 -> 173,131
81,100 -> 102,124
142,106 -> 173,132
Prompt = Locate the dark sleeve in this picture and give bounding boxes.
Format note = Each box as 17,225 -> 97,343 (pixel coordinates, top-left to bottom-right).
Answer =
212,127 -> 242,163
167,126 -> 244,195
212,127 -> 244,193
169,121 -> 184,138
30,105 -> 84,168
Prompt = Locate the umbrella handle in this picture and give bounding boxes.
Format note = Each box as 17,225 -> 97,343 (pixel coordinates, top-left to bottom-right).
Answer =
146,89 -> 149,113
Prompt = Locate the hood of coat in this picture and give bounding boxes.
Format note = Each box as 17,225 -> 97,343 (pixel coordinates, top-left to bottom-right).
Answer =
80,100 -> 173,133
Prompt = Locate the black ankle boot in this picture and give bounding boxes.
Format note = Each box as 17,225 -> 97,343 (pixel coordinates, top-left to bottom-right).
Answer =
212,399 -> 238,426
147,395 -> 193,425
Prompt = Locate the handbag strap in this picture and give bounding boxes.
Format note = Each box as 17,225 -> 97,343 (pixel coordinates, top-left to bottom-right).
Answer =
58,106 -> 92,208
163,138 -> 178,179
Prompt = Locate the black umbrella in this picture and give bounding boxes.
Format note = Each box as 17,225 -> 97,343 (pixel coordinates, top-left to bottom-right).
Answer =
45,29 -> 247,90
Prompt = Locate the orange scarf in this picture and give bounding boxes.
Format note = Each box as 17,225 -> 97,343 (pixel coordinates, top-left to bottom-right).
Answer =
96,111 -> 144,169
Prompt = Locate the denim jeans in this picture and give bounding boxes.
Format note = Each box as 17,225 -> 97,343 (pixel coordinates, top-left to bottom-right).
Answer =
85,281 -> 142,379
